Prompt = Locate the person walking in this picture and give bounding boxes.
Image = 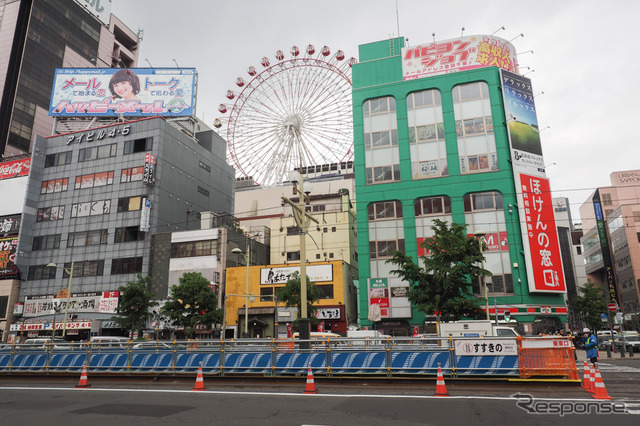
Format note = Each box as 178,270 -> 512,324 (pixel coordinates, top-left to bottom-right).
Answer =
583,327 -> 599,365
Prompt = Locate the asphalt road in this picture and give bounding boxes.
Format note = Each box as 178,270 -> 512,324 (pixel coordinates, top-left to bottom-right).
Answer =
1,358 -> 638,425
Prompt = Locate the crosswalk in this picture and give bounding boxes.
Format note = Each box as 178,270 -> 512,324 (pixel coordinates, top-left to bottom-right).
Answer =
596,362 -> 640,373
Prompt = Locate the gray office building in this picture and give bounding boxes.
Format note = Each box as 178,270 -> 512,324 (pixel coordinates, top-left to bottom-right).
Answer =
13,116 -> 234,339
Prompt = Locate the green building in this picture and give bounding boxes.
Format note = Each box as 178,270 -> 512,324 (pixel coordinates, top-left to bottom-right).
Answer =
352,36 -> 567,336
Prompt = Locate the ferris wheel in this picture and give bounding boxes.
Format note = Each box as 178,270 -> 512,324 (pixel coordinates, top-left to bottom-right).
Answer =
216,44 -> 357,186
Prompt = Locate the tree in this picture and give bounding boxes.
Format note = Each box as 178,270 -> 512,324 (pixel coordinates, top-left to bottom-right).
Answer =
112,274 -> 158,338
571,280 -> 607,331
275,272 -> 323,326
161,272 -> 222,338
386,219 -> 487,321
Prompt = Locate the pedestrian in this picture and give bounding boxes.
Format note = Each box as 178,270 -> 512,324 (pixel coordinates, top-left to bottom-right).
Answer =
583,327 -> 599,366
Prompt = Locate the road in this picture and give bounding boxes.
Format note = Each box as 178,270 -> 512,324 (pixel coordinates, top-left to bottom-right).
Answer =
1,358 -> 638,425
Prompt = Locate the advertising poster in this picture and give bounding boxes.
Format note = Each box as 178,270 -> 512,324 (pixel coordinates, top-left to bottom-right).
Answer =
402,35 -> 518,80
260,264 -> 333,284
50,68 -> 196,117
22,291 -> 120,317
0,158 -> 30,180
0,235 -> 18,276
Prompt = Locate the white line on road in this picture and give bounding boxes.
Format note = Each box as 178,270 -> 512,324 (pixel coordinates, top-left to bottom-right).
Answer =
1,386 -> 639,404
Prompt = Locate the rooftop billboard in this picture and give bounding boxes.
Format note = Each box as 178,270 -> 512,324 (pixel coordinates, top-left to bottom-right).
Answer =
401,35 -> 518,80
49,68 -> 196,118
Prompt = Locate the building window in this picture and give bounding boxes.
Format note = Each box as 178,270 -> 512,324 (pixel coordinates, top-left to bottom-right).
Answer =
329,252 -> 334,258
576,246 -> 582,255
601,192 -> 612,206
368,201 -> 403,221
71,200 -> 111,217
0,295 -> 7,319
74,171 -> 114,189
68,229 -> 108,247
111,257 -> 143,275
197,186 -> 210,197
415,196 -> 453,255
121,166 -> 145,183
199,161 -> 211,173
63,260 -> 104,278
32,234 -> 61,251
287,226 -> 300,236
27,265 -> 57,280
114,226 -> 146,243
78,143 -> 116,162
369,240 -> 405,259
407,89 -> 448,179
260,287 -> 274,301
453,82 -> 497,174
463,191 -> 513,295
40,178 -> 69,194
316,254 -> 321,259
287,251 -> 300,261
317,284 -> 334,299
117,196 -> 143,212
312,205 -> 325,212
37,206 -> 65,222
170,240 -> 216,258
44,151 -> 72,167
363,96 -> 400,184
124,137 -> 153,154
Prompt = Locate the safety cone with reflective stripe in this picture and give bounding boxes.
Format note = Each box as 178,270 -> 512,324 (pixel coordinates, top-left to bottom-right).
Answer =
588,364 -> 596,393
434,364 -> 449,397
76,363 -> 91,388
192,363 -> 207,391
303,365 -> 318,394
592,367 -> 612,400
581,361 -> 591,390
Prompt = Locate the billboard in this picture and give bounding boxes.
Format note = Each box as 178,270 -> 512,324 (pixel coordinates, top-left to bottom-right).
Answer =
0,158 -> 30,180
402,35 -> 518,80
50,68 -> 196,118
0,235 -> 18,276
260,264 -> 333,284
501,69 -> 566,293
23,291 -> 120,317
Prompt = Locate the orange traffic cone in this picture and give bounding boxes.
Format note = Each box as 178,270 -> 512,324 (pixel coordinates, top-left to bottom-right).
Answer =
303,365 -> 318,394
591,367 -> 612,400
76,363 -> 91,388
192,363 -> 207,391
435,364 -> 449,397
581,361 -> 591,390
588,364 -> 596,393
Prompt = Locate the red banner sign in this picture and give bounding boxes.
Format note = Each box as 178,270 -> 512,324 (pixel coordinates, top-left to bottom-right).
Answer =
520,174 -> 566,292
0,158 -> 30,180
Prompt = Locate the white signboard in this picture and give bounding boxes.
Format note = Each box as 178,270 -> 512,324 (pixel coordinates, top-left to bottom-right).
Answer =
454,339 -> 519,356
520,338 -> 573,349
260,264 -> 333,284
315,308 -> 341,320
140,198 -> 151,232
23,291 -> 119,317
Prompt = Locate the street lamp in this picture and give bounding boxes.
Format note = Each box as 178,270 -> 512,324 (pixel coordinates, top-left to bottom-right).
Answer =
222,293 -> 256,339
231,247 -> 251,337
473,231 -> 490,321
50,302 -> 62,341
47,261 -> 74,339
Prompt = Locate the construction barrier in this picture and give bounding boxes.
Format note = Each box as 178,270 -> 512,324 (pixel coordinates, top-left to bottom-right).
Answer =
0,336 -> 577,380
518,336 -> 579,379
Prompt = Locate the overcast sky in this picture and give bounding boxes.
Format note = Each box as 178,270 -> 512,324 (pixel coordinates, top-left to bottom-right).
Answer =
111,0 -> 640,223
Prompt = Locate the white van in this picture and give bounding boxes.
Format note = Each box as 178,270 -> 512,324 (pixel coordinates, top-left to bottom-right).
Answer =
23,338 -> 71,349
89,336 -> 130,349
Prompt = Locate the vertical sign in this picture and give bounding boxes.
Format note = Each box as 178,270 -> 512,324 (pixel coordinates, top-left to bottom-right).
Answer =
501,69 -> 566,293
592,190 -> 619,306
369,278 -> 390,318
140,198 -> 151,232
143,153 -> 156,185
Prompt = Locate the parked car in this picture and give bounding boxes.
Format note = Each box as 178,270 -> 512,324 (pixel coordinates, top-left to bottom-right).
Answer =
615,335 -> 640,353
132,341 -> 173,350
22,338 -> 71,350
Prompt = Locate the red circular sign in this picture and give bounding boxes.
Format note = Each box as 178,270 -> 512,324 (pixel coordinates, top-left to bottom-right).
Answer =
608,303 -> 617,312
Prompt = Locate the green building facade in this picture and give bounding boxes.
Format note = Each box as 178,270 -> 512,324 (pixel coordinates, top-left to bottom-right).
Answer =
352,37 -> 567,336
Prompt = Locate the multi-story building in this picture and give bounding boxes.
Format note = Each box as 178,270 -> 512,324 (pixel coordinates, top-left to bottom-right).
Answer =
579,169 -> 640,327
352,36 -> 568,335
10,116 -> 234,341
0,0 -> 140,157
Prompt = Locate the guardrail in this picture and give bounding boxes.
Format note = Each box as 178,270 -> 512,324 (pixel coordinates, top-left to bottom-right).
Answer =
0,336 -> 577,380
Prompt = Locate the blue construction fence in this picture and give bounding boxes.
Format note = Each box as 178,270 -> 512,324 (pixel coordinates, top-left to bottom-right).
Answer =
0,336 -> 576,379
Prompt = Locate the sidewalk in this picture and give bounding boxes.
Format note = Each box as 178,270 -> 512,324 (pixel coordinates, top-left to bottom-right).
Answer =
575,348 -> 637,362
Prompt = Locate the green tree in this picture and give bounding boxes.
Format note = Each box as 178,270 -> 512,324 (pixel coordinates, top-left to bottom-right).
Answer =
161,272 -> 222,338
275,272 -> 323,326
112,274 -> 158,338
571,280 -> 607,331
386,219 -> 487,321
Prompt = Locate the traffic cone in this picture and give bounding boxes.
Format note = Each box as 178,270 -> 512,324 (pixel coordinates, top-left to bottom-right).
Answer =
591,367 -> 612,400
581,361 -> 591,390
434,364 -> 449,397
588,364 -> 596,393
192,363 -> 207,391
76,363 -> 91,388
303,365 -> 318,394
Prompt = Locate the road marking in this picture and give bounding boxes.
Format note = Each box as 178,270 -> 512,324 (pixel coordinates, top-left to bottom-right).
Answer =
1,386 -> 639,405
597,363 -> 640,373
